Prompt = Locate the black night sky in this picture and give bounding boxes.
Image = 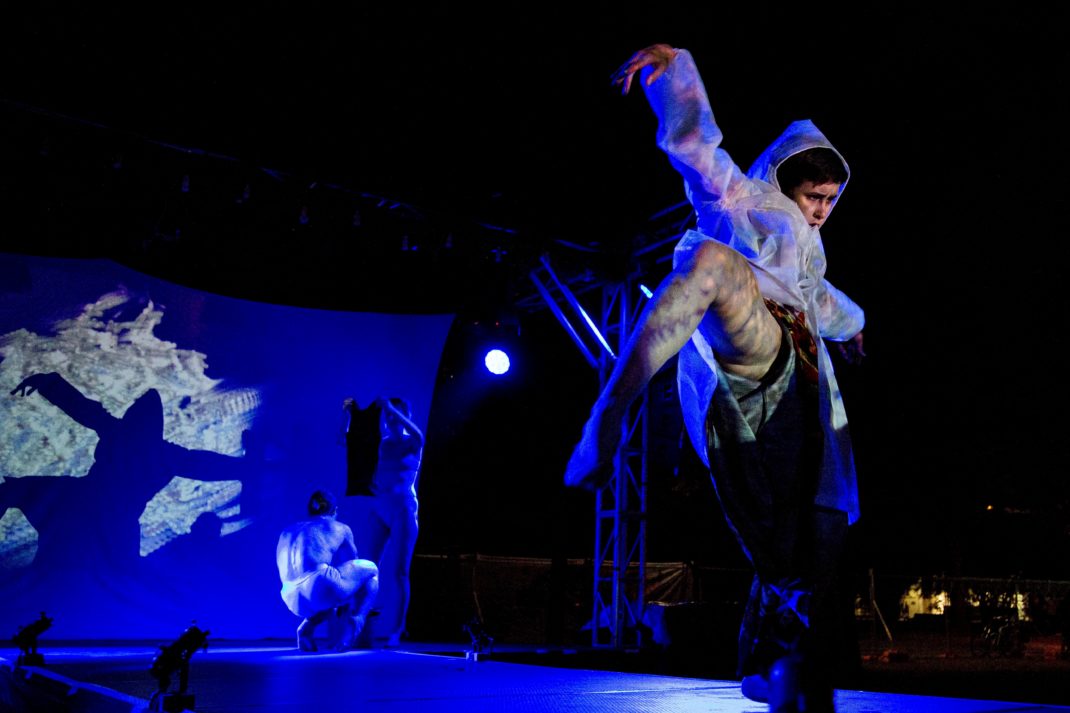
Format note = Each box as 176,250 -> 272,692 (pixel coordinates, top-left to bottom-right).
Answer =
2,5 -> 1068,581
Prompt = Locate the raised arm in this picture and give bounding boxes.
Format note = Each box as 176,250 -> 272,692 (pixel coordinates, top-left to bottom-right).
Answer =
614,45 -> 758,211
339,398 -> 357,445
611,43 -> 678,96
380,398 -> 424,449
162,439 -> 260,483
10,372 -> 117,433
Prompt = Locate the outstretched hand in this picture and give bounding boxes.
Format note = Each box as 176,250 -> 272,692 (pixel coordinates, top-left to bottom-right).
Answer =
836,332 -> 866,366
610,43 -> 678,95
563,405 -> 624,492
10,373 -> 50,397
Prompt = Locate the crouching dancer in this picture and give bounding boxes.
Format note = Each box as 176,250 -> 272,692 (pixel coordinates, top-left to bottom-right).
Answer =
276,489 -> 379,651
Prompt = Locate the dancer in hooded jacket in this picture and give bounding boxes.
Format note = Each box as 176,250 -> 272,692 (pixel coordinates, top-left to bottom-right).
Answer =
565,44 -> 866,710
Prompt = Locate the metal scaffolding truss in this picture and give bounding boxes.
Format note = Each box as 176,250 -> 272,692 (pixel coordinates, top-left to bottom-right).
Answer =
591,281 -> 649,649
529,256 -> 650,649
523,200 -> 694,649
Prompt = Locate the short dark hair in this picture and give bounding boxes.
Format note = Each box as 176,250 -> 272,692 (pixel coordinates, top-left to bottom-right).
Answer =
776,148 -> 848,194
307,489 -> 338,517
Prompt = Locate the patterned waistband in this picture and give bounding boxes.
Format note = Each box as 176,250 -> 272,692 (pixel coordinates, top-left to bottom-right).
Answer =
764,299 -> 819,385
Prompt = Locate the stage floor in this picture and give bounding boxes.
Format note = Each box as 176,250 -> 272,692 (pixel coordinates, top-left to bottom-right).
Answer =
2,641 -> 1069,713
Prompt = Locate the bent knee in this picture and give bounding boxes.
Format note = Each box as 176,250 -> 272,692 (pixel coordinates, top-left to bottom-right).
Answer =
359,559 -> 379,578
690,239 -> 749,276
680,240 -> 759,306
341,558 -> 379,579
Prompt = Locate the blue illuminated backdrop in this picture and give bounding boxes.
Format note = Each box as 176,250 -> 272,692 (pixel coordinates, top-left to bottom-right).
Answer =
0,252 -> 453,639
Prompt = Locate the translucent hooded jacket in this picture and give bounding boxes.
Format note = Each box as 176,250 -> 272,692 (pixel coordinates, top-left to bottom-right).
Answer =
643,49 -> 864,524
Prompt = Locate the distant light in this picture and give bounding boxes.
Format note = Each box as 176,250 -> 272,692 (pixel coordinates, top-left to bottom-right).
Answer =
639,284 -> 653,299
484,349 -> 510,375
985,504 -> 994,511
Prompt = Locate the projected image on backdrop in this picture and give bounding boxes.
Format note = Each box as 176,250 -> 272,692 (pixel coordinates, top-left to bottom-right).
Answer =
1,289 -> 257,570
0,253 -> 452,638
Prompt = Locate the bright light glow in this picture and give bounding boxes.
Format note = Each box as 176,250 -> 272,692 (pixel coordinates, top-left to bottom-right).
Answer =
899,579 -> 948,619
639,284 -> 653,299
484,349 -> 510,375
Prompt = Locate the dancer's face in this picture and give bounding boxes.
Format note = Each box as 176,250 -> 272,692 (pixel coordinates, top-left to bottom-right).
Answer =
788,180 -> 841,229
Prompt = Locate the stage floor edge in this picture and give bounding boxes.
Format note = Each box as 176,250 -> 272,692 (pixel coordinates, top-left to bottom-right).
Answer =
3,643 -> 1069,713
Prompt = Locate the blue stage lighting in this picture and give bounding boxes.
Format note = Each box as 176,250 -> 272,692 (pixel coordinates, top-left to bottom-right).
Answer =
639,284 -> 654,299
484,349 -> 510,375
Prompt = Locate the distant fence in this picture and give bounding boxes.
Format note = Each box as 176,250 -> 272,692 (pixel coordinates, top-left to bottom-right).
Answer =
856,571 -> 1070,657
407,555 -> 753,647
407,555 -> 1070,658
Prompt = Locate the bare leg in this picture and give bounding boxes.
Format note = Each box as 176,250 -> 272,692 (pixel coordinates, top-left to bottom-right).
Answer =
349,495 -> 392,646
350,561 -> 380,643
350,496 -> 391,566
566,239 -> 780,489
331,559 -> 379,650
373,500 -> 418,647
692,243 -> 782,380
297,609 -> 331,652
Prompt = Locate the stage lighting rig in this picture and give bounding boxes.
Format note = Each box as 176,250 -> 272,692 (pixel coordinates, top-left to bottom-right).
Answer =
148,622 -> 210,712
12,611 -> 53,667
484,348 -> 510,375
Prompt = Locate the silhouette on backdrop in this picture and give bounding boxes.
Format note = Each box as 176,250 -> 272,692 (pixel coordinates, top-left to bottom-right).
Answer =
4,372 -> 256,572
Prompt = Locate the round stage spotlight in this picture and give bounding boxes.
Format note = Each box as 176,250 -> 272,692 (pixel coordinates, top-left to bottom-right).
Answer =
484,349 -> 510,375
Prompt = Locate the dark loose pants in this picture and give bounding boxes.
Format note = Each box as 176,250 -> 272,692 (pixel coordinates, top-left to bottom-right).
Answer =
704,304 -> 849,681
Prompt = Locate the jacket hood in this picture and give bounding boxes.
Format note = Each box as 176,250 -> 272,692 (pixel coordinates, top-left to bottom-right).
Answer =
746,119 -> 850,193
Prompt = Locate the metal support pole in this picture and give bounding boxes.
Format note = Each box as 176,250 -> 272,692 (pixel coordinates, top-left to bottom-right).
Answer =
591,280 -> 648,650
529,255 -> 651,651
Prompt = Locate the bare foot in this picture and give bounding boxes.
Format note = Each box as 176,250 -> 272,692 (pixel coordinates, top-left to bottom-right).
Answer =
296,619 -> 317,652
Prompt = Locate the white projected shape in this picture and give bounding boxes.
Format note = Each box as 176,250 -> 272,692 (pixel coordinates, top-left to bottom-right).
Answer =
0,508 -> 39,569
0,289 -> 261,557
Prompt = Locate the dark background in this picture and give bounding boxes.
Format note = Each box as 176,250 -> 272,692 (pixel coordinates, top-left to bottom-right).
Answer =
2,5 -> 1068,582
